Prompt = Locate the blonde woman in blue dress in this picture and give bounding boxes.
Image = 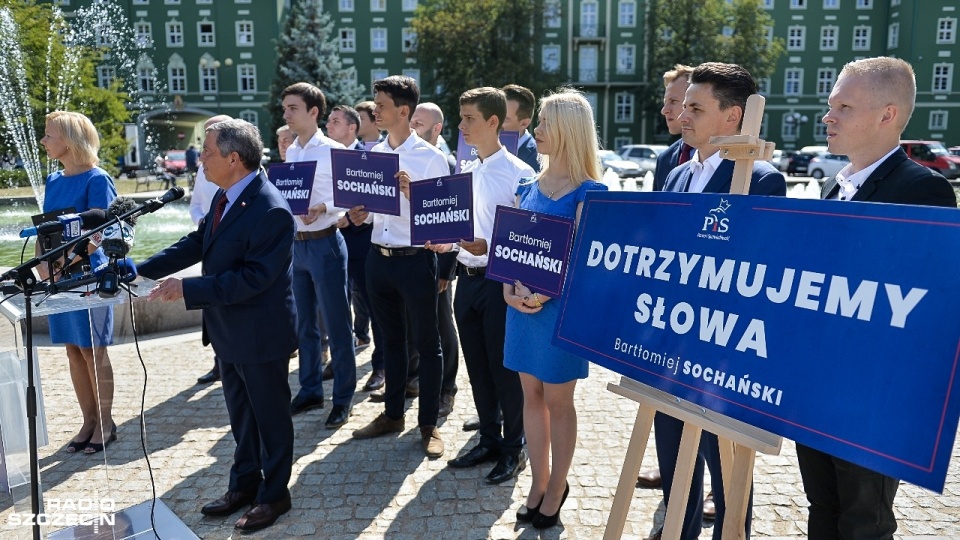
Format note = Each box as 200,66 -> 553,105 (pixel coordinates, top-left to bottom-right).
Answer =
503,89 -> 608,529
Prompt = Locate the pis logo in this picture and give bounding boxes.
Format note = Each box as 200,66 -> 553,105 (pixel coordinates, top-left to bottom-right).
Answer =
702,198 -> 732,233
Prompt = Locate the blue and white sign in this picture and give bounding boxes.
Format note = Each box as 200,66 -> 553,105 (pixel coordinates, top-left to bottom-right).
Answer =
409,173 -> 474,245
554,191 -> 960,492
330,148 -> 401,216
487,206 -> 574,297
455,131 -> 521,173
267,161 -> 316,215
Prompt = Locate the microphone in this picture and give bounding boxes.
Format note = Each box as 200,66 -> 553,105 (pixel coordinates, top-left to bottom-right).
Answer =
61,237 -> 92,271
47,258 -> 137,296
126,187 -> 185,221
19,209 -> 109,238
99,197 -> 140,258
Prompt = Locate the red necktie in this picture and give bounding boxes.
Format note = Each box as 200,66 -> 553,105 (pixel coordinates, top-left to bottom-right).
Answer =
677,143 -> 693,165
211,195 -> 228,233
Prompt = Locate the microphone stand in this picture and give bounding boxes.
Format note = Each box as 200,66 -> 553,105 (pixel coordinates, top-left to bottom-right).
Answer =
0,193 -> 172,540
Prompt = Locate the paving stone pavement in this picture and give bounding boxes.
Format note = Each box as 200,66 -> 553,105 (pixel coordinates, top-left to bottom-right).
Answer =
0,329 -> 958,539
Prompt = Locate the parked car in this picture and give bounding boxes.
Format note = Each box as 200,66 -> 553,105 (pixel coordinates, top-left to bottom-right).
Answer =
783,151 -> 819,175
899,140 -> 960,180
950,146 -> 960,157
769,149 -> 784,169
618,144 -> 668,175
162,150 -> 187,175
808,153 -> 850,180
598,150 -> 643,178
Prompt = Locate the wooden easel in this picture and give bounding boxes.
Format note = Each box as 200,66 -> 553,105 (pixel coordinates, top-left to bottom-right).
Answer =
603,95 -> 781,540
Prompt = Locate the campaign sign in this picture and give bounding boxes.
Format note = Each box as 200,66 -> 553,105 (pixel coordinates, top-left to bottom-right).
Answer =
408,173 -> 474,245
267,161 -> 316,215
553,191 -> 960,492
330,148 -> 401,216
487,206 -> 574,297
455,131 -> 521,173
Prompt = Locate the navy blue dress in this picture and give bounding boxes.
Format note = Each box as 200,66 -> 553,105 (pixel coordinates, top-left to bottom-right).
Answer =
43,167 -> 117,347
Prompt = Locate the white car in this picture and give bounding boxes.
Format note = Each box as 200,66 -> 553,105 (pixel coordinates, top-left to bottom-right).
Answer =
808,153 -> 850,180
618,144 -> 669,175
598,150 -> 642,178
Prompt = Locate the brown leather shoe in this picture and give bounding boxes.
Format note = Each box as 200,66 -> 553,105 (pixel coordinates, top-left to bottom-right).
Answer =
420,426 -> 444,458
201,490 -> 256,517
368,388 -> 386,402
702,491 -> 716,521
234,494 -> 291,532
438,392 -> 455,417
352,413 -> 404,439
636,468 -> 662,489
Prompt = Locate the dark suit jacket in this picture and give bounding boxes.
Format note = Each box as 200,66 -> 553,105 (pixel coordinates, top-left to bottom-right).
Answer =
516,133 -> 540,173
138,171 -> 298,364
663,157 -> 787,196
820,148 -> 956,207
653,139 -> 683,193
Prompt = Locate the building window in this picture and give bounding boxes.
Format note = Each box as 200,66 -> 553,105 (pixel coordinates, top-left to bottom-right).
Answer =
135,22 -> 152,48
165,20 -> 183,47
339,0 -> 354,11
168,60 -> 186,93
238,64 -> 256,93
340,29 -> 356,52
933,63 -> 953,93
787,26 -> 805,50
614,92 -> 634,123
542,45 -> 560,73
137,56 -> 155,93
764,26 -> 774,44
785,68 -> 803,95
852,26 -> 870,50
402,69 -> 420,86
613,137 -> 632,151
763,0 -> 774,7
820,26 -> 837,50
888,22 -> 899,48
823,0 -> 838,8
370,0 -> 386,11
371,28 -> 387,52
340,68 -> 358,88
891,0 -> 900,5
402,0 -> 417,10
814,112 -> 828,140
239,110 -> 258,126
937,18 -> 957,44
616,44 -> 636,74
816,68 -> 835,95
402,28 -> 417,52
371,69 -> 389,85
856,0 -> 872,7
544,0 -> 562,28
758,77 -> 771,95
97,65 -> 115,88
790,0 -> 806,7
930,111 -> 948,130
198,21 -> 215,46
618,0 -> 636,27
236,21 -> 253,46
200,66 -> 218,94
133,0 -> 147,4
782,114 -> 799,139
581,1 -> 599,37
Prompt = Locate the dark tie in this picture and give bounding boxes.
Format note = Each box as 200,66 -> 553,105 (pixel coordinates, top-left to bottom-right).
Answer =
211,195 -> 228,233
677,143 -> 693,165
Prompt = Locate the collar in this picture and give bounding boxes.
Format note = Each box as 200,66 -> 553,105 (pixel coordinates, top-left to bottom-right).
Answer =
224,169 -> 258,203
290,130 -> 326,151
518,130 -> 533,145
478,146 -> 507,165
835,146 -> 899,199
690,149 -> 724,172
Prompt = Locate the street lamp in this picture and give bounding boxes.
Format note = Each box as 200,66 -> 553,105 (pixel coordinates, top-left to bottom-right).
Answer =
784,112 -> 808,136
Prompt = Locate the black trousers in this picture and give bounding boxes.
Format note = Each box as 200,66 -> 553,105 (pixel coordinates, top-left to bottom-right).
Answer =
454,273 -> 523,454
365,248 -> 443,426
220,358 -> 293,504
796,443 -> 899,540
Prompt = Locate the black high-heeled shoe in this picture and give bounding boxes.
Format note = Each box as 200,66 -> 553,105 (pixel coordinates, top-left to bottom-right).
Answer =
66,435 -> 92,454
84,423 -> 117,455
532,481 -> 569,529
516,496 -> 543,522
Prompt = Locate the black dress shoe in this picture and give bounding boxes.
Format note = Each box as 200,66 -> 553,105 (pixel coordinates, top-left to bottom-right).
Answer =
234,494 -> 291,532
448,445 -> 501,469
324,404 -> 351,429
290,393 -> 324,415
486,451 -> 527,485
197,367 -> 220,385
322,363 -> 334,381
702,491 -> 716,521
462,415 -> 481,431
405,379 -> 419,398
532,481 -> 569,529
363,369 -> 385,391
201,490 -> 257,517
516,496 -> 542,522
636,468 -> 662,489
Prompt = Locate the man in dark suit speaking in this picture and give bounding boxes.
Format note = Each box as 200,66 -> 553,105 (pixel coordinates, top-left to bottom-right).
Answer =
800,57 -> 956,540
139,119 -> 298,533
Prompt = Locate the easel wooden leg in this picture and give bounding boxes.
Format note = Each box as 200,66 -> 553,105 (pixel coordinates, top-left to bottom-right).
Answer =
720,443 -> 755,540
603,404 -> 656,540
662,423 -> 703,540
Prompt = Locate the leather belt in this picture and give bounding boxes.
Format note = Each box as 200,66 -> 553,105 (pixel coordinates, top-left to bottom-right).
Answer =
373,244 -> 423,257
459,264 -> 486,276
295,225 -> 337,241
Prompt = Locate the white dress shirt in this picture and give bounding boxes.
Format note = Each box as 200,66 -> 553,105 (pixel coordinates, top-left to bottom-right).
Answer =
833,146 -> 899,200
189,168 -> 221,225
285,130 -> 346,231
369,130 -> 451,247
686,150 -> 725,193
458,147 -> 535,268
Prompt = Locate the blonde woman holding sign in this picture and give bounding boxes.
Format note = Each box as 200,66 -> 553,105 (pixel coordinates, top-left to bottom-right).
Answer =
503,88 -> 607,529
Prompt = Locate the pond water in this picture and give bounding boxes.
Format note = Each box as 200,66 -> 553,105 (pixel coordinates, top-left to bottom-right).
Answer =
0,202 -> 195,268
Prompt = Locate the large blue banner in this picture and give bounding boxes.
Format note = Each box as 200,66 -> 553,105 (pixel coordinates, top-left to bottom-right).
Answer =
330,148 -> 401,216
554,191 -> 960,492
408,173 -> 474,245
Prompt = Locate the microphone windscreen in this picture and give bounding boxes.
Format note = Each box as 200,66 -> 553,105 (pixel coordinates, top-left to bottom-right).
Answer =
108,197 -> 140,225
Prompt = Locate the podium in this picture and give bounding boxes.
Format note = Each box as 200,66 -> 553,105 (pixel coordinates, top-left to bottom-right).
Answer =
0,278 -> 198,539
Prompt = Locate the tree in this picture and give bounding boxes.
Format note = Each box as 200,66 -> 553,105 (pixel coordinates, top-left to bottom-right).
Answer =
411,0 -> 564,145
267,0 -> 364,143
644,0 -> 784,130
